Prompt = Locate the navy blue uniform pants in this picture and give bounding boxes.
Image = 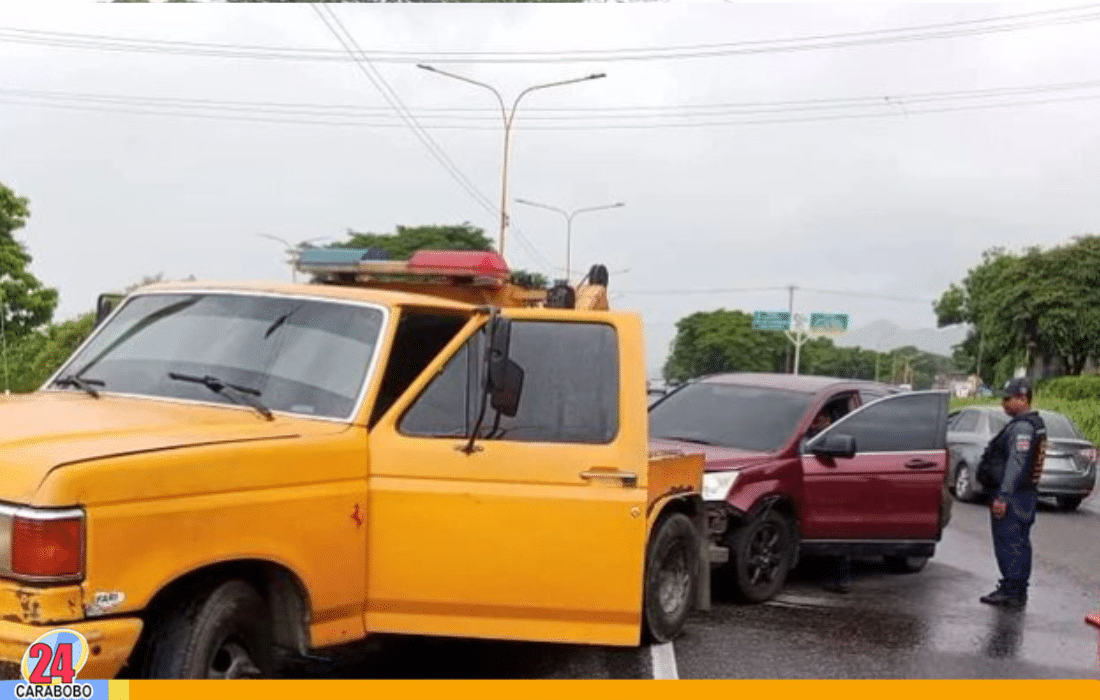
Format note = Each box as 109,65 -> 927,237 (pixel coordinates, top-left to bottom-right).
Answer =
990,491 -> 1037,596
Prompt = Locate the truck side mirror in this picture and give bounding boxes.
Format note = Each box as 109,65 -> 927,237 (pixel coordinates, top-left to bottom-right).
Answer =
486,316 -> 523,417
95,293 -> 123,327
810,433 -> 857,459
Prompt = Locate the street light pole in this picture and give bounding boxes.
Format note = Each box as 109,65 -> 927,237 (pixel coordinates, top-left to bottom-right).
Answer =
259,234 -> 330,283
417,65 -> 606,257
514,199 -> 624,282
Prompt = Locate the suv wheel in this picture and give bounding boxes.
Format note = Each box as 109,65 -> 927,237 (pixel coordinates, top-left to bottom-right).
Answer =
884,555 -> 929,574
728,510 -> 793,603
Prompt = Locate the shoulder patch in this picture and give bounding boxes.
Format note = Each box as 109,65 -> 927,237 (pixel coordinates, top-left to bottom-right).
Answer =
1015,434 -> 1031,452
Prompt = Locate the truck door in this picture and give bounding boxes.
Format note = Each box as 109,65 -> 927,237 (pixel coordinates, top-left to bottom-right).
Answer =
365,315 -> 648,646
800,391 -> 949,540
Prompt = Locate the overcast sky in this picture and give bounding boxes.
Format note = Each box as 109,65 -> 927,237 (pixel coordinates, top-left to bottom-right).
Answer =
3,1 -> 1099,373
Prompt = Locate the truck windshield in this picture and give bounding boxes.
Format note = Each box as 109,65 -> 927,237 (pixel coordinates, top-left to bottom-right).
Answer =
649,382 -> 814,453
53,292 -> 385,420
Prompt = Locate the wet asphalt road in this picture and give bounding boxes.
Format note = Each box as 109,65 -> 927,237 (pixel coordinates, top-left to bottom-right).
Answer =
279,488 -> 1100,679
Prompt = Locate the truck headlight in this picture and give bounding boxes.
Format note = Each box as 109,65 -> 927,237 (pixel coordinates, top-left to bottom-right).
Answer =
0,503 -> 85,583
702,471 -> 739,501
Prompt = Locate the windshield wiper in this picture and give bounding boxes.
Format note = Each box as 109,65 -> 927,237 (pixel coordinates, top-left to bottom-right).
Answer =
655,435 -> 716,445
167,372 -> 273,421
51,374 -> 105,399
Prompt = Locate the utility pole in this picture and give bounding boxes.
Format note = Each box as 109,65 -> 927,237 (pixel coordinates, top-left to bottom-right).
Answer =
785,285 -> 796,373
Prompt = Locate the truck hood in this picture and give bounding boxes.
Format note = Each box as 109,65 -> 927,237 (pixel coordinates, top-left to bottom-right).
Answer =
649,438 -> 774,471
0,391 -> 342,502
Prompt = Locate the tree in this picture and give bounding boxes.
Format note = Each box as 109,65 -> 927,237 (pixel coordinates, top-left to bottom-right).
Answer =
5,313 -> 96,394
663,310 -> 788,383
935,236 -> 1100,383
333,223 -> 494,260
330,223 -> 547,289
1,183 -> 59,341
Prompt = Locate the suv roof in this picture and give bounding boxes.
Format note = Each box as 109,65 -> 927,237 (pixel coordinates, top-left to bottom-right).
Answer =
695,372 -> 889,394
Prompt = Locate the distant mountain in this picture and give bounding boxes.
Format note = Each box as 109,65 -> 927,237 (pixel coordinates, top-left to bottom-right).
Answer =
834,320 -> 970,357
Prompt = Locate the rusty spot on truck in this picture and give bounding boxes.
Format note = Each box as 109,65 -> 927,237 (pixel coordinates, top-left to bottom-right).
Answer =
16,591 -> 41,623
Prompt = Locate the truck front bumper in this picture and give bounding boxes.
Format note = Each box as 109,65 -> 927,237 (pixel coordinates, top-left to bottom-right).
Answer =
0,617 -> 144,680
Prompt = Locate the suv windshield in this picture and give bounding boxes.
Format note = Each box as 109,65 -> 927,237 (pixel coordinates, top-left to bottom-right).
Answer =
52,292 -> 385,420
649,382 -> 814,452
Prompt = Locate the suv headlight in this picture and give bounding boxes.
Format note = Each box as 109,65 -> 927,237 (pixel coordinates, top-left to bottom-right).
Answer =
0,503 -> 85,583
702,471 -> 739,501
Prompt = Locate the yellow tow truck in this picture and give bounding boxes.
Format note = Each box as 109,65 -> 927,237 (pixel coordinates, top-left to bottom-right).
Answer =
0,249 -> 705,679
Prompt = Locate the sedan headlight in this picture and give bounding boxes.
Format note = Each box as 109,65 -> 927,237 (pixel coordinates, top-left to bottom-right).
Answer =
702,471 -> 739,501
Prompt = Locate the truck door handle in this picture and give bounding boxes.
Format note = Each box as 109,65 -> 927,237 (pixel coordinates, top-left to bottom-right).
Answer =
580,469 -> 639,487
904,459 -> 936,469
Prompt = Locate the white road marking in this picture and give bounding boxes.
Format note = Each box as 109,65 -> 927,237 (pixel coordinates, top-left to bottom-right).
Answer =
650,642 -> 679,679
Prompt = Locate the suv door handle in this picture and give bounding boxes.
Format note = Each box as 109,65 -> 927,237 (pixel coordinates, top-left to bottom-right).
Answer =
580,469 -> 639,487
904,459 -> 936,469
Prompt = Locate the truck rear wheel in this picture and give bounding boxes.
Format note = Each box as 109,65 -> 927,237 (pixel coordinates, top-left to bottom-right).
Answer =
728,510 -> 793,603
145,579 -> 274,679
643,512 -> 700,644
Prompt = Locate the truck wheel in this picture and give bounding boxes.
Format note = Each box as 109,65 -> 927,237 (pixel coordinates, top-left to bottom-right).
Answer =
145,579 -> 274,679
884,555 -> 929,573
643,512 -> 700,644
729,511 -> 793,603
953,463 -> 976,502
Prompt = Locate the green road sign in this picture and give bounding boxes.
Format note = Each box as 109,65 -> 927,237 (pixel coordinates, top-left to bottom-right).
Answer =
752,310 -> 791,331
810,313 -> 849,334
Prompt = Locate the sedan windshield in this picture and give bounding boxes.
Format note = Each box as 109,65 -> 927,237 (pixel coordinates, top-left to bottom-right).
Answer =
52,292 -> 385,420
649,382 -> 814,452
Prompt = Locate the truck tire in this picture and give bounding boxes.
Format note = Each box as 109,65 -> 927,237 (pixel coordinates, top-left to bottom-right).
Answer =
642,512 -> 700,644
145,579 -> 274,679
728,510 -> 793,603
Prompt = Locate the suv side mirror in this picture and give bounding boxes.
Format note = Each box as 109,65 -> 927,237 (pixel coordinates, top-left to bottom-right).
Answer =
486,315 -> 523,417
811,433 -> 857,458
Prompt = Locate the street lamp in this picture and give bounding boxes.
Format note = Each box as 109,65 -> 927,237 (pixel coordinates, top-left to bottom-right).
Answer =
416,64 -> 606,257
259,234 -> 330,283
514,198 -> 624,282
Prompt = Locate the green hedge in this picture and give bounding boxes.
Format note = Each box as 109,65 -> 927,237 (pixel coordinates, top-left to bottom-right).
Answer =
1037,375 -> 1100,401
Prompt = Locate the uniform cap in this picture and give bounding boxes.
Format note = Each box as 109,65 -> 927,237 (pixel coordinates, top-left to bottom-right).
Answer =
1000,377 -> 1032,399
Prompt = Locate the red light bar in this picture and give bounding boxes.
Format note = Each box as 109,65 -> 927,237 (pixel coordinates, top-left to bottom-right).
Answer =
407,250 -> 510,278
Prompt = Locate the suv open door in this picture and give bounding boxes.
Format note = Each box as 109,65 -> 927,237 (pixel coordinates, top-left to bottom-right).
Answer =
801,391 -> 951,542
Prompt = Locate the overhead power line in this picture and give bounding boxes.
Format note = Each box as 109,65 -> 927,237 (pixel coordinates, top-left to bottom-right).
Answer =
618,286 -> 934,303
309,5 -> 554,274
2,4 -> 1099,63
4,77 -> 1100,131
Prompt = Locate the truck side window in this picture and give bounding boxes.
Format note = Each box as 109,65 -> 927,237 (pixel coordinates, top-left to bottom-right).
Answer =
400,320 -> 620,444
369,311 -> 468,428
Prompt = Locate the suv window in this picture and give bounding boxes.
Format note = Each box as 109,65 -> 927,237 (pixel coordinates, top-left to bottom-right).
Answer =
400,320 -> 620,444
825,392 -> 945,452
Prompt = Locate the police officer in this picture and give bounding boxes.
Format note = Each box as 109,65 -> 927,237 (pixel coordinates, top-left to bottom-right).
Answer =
979,377 -> 1046,608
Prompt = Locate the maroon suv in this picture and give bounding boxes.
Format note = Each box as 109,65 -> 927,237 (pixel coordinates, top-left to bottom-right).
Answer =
649,373 -> 952,602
